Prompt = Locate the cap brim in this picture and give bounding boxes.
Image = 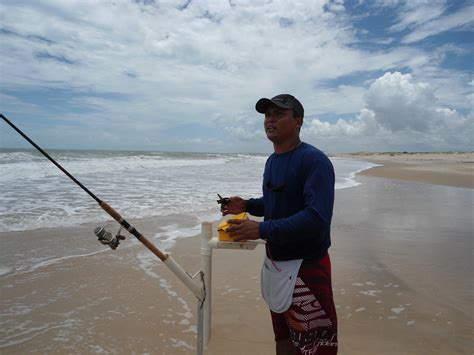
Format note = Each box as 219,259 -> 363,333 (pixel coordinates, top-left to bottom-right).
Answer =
255,98 -> 292,113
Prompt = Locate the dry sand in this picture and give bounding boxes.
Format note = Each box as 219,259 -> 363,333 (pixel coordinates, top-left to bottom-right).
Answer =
1,153 -> 472,354
340,152 -> 474,188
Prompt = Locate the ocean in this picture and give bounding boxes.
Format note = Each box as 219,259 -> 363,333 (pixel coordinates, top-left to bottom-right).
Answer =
0,148 -> 374,233
0,148 -> 376,279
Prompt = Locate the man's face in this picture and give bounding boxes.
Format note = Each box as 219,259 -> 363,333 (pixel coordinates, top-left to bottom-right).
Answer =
264,104 -> 302,144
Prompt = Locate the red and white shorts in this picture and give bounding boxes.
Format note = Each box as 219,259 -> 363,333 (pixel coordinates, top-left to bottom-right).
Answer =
270,253 -> 338,354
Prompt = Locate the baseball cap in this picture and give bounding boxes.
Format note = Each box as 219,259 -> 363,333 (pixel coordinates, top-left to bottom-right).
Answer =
255,94 -> 304,118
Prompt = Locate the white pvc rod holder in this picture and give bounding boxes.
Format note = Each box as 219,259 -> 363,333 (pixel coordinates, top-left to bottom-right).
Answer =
163,256 -> 204,302
200,222 -> 213,348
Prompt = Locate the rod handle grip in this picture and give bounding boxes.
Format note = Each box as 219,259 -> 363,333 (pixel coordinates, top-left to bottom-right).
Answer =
99,201 -> 122,222
140,236 -> 169,262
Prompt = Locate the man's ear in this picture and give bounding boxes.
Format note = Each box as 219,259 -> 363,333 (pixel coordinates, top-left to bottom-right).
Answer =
295,117 -> 303,129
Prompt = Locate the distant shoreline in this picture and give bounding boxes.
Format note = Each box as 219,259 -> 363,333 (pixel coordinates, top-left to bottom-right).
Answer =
337,152 -> 474,188
3,146 -> 473,156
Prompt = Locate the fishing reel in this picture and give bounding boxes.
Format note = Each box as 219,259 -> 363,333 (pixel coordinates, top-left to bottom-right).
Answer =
216,193 -> 230,212
94,224 -> 126,250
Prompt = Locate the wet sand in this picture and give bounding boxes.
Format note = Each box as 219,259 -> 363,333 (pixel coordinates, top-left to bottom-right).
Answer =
1,155 -> 473,354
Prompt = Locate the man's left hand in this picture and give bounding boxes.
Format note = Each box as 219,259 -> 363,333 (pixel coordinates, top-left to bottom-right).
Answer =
226,219 -> 260,241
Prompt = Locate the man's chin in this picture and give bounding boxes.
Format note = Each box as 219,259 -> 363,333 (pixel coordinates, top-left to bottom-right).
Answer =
265,132 -> 278,142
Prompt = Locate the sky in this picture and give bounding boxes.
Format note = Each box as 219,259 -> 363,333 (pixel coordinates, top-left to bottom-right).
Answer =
0,0 -> 473,153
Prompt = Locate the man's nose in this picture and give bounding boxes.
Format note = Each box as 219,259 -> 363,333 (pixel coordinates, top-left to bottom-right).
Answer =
265,113 -> 277,121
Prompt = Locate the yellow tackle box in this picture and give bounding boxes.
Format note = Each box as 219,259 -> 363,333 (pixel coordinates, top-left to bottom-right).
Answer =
217,212 -> 249,241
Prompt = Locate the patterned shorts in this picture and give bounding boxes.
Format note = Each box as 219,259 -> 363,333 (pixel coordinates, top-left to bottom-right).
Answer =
270,253 -> 338,354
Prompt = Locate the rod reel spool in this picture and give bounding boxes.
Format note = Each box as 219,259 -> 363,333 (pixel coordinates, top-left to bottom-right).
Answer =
94,224 -> 126,250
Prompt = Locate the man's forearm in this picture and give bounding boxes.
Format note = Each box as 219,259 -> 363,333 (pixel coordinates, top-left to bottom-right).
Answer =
245,197 -> 265,217
259,207 -> 328,244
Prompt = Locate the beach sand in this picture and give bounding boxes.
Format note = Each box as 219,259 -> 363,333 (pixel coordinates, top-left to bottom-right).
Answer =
1,154 -> 472,354
341,152 -> 474,188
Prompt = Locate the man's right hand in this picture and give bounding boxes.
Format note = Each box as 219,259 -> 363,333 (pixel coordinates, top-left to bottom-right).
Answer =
221,196 -> 247,216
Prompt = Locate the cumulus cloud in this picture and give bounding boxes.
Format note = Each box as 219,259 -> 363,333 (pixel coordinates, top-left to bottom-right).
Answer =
365,72 -> 439,132
302,72 -> 473,152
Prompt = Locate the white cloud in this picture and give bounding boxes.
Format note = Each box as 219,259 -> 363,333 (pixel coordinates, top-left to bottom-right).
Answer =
302,72 -> 473,152
401,5 -> 474,43
304,108 -> 379,138
0,1 -> 472,152
388,0 -> 447,32
377,1 -> 473,44
365,72 -> 438,132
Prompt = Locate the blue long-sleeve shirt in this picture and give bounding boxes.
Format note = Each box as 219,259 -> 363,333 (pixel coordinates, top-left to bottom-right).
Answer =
246,142 -> 335,261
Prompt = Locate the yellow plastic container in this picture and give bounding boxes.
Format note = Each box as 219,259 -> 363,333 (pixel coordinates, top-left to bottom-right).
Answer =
217,212 -> 249,241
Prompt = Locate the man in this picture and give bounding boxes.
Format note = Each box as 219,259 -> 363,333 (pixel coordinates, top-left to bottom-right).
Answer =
223,94 -> 338,354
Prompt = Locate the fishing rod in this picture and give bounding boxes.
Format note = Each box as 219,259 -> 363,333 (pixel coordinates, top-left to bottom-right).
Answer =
1,113 -> 168,261
2,113 -> 218,354
2,113 -> 267,354
1,112 -> 206,299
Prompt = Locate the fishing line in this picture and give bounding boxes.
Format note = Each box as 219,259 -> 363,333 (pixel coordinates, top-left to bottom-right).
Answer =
1,113 -> 168,261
